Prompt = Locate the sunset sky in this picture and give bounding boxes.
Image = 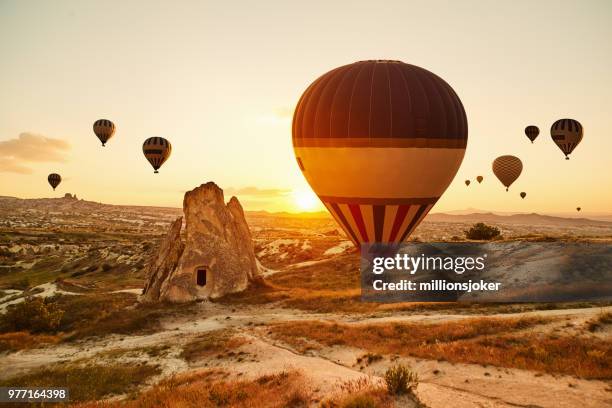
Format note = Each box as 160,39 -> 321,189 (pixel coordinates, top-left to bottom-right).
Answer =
1,0 -> 611,213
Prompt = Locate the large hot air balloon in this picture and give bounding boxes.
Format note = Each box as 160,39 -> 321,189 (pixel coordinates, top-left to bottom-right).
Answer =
476,176 -> 483,184
93,119 -> 116,146
465,180 -> 470,186
520,192 -> 526,199
48,173 -> 61,190
143,137 -> 172,173
292,60 -> 467,247
492,155 -> 522,191
524,126 -> 539,143
551,119 -> 582,159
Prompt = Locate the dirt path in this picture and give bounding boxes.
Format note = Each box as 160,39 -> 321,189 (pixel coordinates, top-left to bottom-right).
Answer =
1,303 -> 610,407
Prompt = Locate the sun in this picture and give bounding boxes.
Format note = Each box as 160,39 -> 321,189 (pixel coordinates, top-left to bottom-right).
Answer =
292,189 -> 320,211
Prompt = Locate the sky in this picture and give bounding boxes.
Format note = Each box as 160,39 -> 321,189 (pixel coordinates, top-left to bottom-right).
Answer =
0,0 -> 611,213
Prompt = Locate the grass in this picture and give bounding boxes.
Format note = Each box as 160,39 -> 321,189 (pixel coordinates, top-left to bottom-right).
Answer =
586,311 -> 612,332
0,331 -> 60,352
180,329 -> 247,362
221,256 -> 611,315
0,292 -> 186,346
97,344 -> 172,360
268,316 -> 612,379
0,361 -> 160,402
319,376 -> 418,408
75,370 -> 311,408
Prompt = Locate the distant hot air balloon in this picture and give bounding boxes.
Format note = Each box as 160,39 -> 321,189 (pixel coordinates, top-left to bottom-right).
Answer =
551,119 -> 582,160
143,137 -> 172,173
524,126 -> 539,143
465,180 -> 471,186
476,176 -> 483,184
520,192 -> 526,199
93,119 -> 116,146
492,155 -> 522,191
292,60 -> 467,247
48,173 -> 61,190
576,207 -> 581,212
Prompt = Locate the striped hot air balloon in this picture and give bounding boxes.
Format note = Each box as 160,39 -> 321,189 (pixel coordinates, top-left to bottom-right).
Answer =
93,119 -> 116,146
48,173 -> 61,190
524,125 -> 539,143
551,119 -> 582,160
143,137 -> 171,173
476,176 -> 483,184
492,155 -> 522,191
292,60 -> 467,247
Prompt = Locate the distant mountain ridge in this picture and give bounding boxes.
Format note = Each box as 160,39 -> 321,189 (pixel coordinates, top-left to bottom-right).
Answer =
428,212 -> 612,227
1,195 -> 611,228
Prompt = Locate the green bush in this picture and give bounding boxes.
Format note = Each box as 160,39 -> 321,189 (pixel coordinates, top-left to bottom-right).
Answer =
0,296 -> 64,333
465,223 -> 501,240
384,364 -> 418,395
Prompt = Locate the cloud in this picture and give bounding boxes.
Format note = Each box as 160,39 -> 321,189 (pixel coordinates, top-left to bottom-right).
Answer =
225,186 -> 291,198
0,157 -> 33,174
0,132 -> 70,173
255,106 -> 293,126
273,106 -> 293,118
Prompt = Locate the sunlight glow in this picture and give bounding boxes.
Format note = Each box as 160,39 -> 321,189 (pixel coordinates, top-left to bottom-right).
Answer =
292,188 -> 320,211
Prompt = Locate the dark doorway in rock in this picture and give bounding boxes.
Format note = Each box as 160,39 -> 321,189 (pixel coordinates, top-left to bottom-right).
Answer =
196,268 -> 207,286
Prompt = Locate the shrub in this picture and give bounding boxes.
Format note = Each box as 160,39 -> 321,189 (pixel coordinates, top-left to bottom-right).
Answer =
465,223 -> 501,240
0,297 -> 64,333
9,277 -> 31,290
384,364 -> 418,395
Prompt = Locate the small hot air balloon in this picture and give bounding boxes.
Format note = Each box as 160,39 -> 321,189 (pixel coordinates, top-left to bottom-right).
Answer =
476,176 -> 483,184
93,119 -> 116,146
524,126 -> 539,143
465,180 -> 471,186
492,155 -> 522,191
48,173 -> 61,190
551,119 -> 582,160
143,137 -> 172,173
520,192 -> 526,199
576,207 -> 581,212
293,60 -> 467,247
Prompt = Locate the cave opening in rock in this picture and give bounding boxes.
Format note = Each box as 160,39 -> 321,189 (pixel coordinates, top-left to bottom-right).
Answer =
196,268 -> 207,286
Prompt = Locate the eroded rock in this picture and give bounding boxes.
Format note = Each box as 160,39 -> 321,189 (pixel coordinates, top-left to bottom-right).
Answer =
141,182 -> 260,302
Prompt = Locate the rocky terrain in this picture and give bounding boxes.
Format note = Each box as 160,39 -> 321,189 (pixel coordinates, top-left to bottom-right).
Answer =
0,194 -> 611,407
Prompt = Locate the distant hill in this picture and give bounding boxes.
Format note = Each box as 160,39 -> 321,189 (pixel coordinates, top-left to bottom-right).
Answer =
427,212 -> 612,227
2,195 -> 610,230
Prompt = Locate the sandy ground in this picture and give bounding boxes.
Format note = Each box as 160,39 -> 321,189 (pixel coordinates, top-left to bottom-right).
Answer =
1,299 -> 610,407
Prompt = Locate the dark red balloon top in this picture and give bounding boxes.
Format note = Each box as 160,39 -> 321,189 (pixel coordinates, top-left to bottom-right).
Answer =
293,60 -> 467,147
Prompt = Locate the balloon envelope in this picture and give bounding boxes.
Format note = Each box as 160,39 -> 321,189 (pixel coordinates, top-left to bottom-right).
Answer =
551,119 -> 582,159
48,173 -> 61,190
93,119 -> 115,146
476,176 -> 483,183
293,60 -> 467,247
465,180 -> 470,186
524,125 -> 539,143
143,137 -> 172,173
577,207 -> 581,212
492,155 -> 522,191
520,192 -> 526,199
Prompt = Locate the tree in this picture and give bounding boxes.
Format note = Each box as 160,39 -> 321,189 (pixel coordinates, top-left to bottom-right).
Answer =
465,223 -> 501,240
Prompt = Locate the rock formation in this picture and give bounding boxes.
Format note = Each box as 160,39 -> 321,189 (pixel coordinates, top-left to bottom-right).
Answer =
63,193 -> 78,200
141,182 -> 260,302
